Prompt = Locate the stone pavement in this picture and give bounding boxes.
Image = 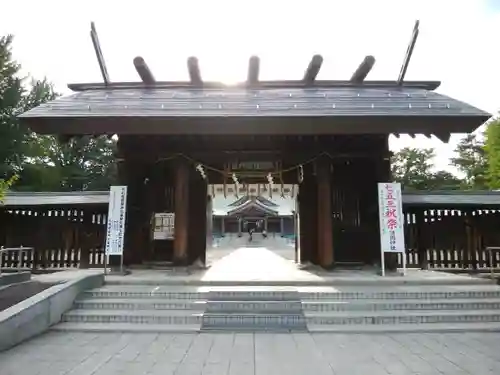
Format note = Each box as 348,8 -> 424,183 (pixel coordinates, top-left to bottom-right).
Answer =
1,331 -> 500,375
106,246 -> 491,285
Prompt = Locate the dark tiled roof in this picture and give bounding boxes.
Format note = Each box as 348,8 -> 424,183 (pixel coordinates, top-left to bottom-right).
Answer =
19,84 -> 490,120
226,199 -> 279,217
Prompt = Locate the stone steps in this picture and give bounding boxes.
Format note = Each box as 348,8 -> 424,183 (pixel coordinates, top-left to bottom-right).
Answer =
74,297 -> 500,312
52,322 -> 200,333
302,299 -> 500,311
201,313 -> 307,332
52,284 -> 500,333
81,288 -> 500,300
306,322 -> 500,333
61,309 -> 203,325
200,289 -> 307,331
74,298 -> 208,311
305,309 -> 500,325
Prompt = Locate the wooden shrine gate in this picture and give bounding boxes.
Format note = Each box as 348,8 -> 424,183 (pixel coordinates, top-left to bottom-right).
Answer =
12,21 -> 491,272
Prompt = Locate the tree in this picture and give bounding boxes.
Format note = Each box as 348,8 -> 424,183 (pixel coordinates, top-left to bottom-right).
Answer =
15,135 -> 117,191
0,34 -> 57,180
1,34 -> 117,192
450,133 -> 488,189
0,175 -> 18,203
484,116 -> 500,189
391,147 -> 462,190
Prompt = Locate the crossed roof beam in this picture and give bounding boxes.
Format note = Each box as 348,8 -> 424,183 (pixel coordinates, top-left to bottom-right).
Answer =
89,20 -> 421,88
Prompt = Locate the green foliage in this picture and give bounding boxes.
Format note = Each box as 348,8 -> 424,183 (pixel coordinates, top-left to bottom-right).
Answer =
0,174 -> 18,203
0,34 -> 117,192
484,116 -> 500,189
0,35 -> 58,178
450,133 -> 488,189
391,147 -> 462,190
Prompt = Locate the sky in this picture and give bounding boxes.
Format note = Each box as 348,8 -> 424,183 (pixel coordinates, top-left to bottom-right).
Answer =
2,0 -> 499,172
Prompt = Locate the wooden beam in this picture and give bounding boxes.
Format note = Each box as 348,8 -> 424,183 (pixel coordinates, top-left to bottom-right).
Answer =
350,55 -> 376,83
133,56 -> 155,85
187,56 -> 202,86
90,22 -> 110,85
303,55 -> 323,85
247,56 -> 260,85
68,80 -> 441,92
434,133 -> 451,143
398,20 -> 420,85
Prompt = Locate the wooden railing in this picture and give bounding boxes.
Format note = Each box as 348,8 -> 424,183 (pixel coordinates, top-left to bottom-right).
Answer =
0,246 -> 35,274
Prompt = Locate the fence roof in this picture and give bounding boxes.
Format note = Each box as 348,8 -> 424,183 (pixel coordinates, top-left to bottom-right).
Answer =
2,190 -> 500,208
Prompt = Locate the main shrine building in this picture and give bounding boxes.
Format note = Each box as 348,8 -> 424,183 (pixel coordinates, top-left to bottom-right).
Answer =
18,22 -> 491,268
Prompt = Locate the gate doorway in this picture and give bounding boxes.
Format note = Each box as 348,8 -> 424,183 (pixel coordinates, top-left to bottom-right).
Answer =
208,183 -> 299,269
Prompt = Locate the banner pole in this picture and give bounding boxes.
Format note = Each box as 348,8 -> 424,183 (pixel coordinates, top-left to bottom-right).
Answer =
402,249 -> 407,276
381,250 -> 386,277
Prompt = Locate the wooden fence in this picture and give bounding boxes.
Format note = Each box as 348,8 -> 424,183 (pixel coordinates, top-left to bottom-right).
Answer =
0,205 -> 107,271
1,204 -> 500,271
401,208 -> 500,269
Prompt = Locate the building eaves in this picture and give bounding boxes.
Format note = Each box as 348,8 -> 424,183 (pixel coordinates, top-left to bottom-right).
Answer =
19,86 -> 491,120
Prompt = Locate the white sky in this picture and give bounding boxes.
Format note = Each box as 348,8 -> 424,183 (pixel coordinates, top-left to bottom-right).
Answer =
2,0 -> 499,172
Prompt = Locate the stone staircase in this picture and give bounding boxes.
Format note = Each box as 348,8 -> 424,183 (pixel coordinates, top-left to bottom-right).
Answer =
201,290 -> 307,331
52,283 -> 500,333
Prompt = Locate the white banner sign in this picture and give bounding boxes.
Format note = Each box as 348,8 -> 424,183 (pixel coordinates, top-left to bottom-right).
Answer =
378,182 -> 405,253
105,186 -> 128,256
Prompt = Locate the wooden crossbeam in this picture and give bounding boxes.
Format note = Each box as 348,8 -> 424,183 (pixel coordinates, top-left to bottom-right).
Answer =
90,22 -> 110,85
187,56 -> 202,86
398,20 -> 420,85
247,56 -> 260,85
303,55 -> 323,85
133,56 -> 155,85
350,55 -> 376,83
434,133 -> 451,143
68,80 -> 441,92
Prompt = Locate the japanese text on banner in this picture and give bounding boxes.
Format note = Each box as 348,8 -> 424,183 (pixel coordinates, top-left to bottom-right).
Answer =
378,182 -> 405,253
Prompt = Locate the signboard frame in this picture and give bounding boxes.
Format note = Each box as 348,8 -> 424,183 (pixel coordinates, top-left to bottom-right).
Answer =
377,182 -> 406,277
104,185 -> 128,274
153,212 -> 175,240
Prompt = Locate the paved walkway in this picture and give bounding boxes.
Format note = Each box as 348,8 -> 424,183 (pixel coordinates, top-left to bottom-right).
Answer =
106,245 -> 491,285
1,331 -> 499,375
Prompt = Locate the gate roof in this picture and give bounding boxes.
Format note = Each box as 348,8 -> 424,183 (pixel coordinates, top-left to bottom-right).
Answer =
18,81 -> 490,136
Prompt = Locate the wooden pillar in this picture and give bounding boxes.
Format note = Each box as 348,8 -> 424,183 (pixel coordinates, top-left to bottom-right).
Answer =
206,195 -> 213,249
317,158 -> 334,268
173,160 -> 189,265
415,209 -> 428,269
187,175 -> 207,265
78,209 -> 91,269
299,173 -> 317,264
